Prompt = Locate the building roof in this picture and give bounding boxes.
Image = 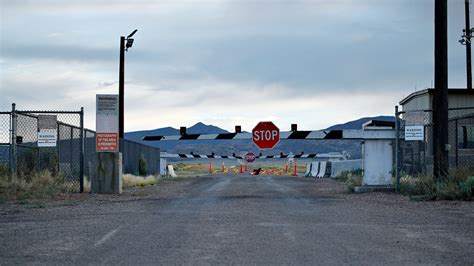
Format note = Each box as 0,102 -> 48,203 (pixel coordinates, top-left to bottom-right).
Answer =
362,120 -> 395,128
399,88 -> 474,105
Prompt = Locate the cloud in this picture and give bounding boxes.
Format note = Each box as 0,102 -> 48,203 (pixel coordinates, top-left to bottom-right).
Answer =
0,0 -> 471,133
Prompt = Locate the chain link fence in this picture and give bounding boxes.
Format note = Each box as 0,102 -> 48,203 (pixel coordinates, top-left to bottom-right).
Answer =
0,105 -> 85,192
396,107 -> 474,180
1,104 -> 161,194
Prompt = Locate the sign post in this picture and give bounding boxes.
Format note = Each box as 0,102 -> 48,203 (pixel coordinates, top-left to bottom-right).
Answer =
252,122 -> 280,149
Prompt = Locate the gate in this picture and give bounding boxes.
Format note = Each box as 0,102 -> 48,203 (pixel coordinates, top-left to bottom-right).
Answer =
1,104 -> 85,192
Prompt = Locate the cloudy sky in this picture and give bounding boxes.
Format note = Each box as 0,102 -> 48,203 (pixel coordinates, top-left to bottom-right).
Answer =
0,0 -> 470,132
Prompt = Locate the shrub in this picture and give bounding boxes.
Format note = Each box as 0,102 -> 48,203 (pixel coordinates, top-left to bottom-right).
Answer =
138,155 -> 148,176
458,176 -> 474,199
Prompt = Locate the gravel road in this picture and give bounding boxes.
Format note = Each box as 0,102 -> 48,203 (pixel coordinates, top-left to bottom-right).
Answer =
1,175 -> 473,265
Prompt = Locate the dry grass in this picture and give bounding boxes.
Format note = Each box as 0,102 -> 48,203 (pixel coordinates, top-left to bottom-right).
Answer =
122,174 -> 158,188
173,163 -> 212,177
0,170 -> 74,201
334,170 -> 363,192
398,168 -> 474,201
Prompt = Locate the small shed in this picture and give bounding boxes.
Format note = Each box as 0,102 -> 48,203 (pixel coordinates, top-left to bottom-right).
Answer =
361,120 -> 395,186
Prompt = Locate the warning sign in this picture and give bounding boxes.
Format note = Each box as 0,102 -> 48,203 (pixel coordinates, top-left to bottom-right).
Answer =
38,129 -> 57,147
96,133 -> 119,151
96,94 -> 119,152
405,125 -> 424,141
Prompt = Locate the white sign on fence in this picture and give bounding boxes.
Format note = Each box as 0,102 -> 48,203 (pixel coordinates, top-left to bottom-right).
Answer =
405,125 -> 424,141
38,129 -> 57,147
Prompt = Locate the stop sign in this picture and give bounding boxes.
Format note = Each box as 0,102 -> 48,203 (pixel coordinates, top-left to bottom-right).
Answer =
245,152 -> 256,163
252,121 -> 280,149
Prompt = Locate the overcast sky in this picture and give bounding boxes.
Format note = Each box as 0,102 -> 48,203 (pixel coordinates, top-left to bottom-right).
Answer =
0,0 -> 470,132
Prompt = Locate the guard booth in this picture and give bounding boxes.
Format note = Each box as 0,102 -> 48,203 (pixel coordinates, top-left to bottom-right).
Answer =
361,120 -> 395,186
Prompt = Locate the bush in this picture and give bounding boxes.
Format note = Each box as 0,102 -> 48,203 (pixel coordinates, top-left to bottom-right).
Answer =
138,155 -> 148,176
459,176 -> 474,199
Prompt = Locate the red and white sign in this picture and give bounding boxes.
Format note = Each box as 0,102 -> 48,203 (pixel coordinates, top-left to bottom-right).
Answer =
96,133 -> 119,151
252,121 -> 280,149
96,94 -> 119,152
245,152 -> 256,163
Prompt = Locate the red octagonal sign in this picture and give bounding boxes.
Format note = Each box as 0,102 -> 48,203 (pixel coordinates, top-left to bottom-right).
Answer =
252,121 -> 280,149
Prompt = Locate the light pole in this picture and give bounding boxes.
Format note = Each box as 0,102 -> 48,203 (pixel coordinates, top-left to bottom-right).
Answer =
459,0 -> 473,90
119,29 -> 138,153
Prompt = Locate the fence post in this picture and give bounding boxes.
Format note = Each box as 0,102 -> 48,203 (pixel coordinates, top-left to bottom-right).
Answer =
79,107 -> 84,193
395,106 -> 400,193
10,103 -> 17,181
455,118 -> 459,169
57,122 -> 61,175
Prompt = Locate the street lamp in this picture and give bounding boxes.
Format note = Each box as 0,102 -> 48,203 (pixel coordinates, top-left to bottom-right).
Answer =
119,29 -> 138,153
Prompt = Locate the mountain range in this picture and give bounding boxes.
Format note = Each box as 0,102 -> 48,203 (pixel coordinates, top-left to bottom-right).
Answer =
125,116 -> 395,159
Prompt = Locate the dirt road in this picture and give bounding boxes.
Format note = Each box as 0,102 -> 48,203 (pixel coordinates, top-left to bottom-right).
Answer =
1,175 -> 473,265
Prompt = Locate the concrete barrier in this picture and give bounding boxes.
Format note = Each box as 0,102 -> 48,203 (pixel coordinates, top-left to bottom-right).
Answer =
317,161 -> 327,178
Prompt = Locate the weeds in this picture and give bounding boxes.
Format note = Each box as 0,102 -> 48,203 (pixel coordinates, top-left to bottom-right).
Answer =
398,171 -> 474,201
334,170 -> 363,192
122,174 -> 157,188
0,170 -> 70,201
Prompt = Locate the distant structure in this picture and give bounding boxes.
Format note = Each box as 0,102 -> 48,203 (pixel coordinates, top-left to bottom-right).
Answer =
399,88 -> 474,112
398,88 -> 474,172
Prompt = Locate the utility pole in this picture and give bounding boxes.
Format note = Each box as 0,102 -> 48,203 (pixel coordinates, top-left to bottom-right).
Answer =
118,29 -> 137,153
465,0 -> 472,90
119,36 -> 125,153
433,0 -> 449,181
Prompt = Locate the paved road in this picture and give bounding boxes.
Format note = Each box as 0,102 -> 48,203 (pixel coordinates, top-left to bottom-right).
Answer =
1,175 -> 473,265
